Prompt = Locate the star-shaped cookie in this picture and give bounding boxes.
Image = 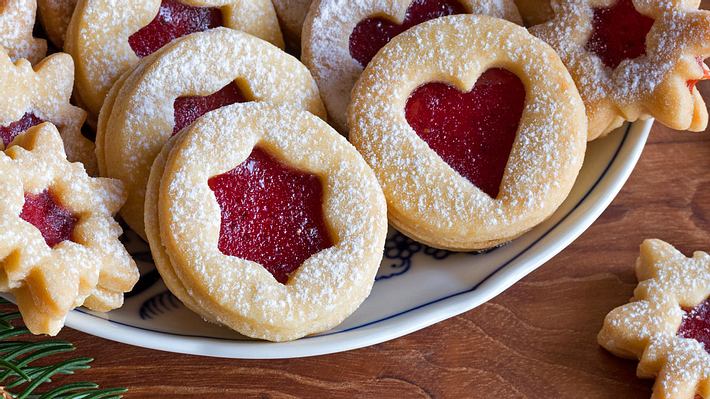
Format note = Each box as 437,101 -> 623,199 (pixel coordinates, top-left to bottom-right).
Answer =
0,123 -> 139,335
531,0 -> 710,140
598,239 -> 710,399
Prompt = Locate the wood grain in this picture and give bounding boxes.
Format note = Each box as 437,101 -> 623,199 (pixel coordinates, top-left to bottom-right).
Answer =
44,27 -> 710,399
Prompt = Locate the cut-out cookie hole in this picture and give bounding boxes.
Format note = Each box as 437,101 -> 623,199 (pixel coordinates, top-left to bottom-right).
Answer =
0,113 -> 45,147
20,189 -> 78,248
128,0 -> 224,58
208,147 -> 334,285
585,0 -> 655,69
678,298 -> 710,354
349,0 -> 466,67
405,68 -> 526,199
172,81 -> 249,135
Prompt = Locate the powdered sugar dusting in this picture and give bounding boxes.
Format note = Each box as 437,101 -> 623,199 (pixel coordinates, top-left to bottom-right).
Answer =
0,0 -> 47,63
154,103 -> 386,341
302,0 -> 522,132
349,15 -> 586,249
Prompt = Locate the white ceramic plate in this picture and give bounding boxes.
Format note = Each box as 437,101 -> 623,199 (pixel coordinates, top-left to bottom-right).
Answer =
13,120 -> 652,359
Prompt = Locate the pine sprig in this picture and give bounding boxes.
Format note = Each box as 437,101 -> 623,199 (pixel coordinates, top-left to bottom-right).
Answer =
0,299 -> 127,399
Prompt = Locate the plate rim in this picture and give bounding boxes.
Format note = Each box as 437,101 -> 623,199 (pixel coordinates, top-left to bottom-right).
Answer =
40,120 -> 652,358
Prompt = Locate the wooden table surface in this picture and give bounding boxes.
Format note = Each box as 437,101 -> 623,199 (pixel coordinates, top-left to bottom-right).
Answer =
45,60 -> 710,399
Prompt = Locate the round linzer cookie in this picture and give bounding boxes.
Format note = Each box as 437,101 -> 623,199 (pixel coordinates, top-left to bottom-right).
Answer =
272,0 -> 313,45
349,15 -> 587,251
0,0 -> 47,63
0,123 -> 139,336
65,0 -> 284,121
531,0 -> 710,140
302,0 -> 522,133
145,103 -> 387,342
99,28 -> 326,239
0,49 -> 97,175
37,0 -> 78,48
598,240 -> 709,399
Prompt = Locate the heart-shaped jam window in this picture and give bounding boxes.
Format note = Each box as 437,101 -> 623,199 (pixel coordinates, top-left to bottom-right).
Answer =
172,81 -> 247,135
677,298 -> 710,354
208,148 -> 334,284
129,0 -> 223,58
585,0 -> 654,69
21,190 -> 77,248
349,0 -> 466,67
0,113 -> 45,147
405,68 -> 526,198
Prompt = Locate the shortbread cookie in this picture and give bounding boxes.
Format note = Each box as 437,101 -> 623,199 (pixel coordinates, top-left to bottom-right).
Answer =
65,0 -> 284,120
0,124 -> 139,335
145,103 -> 387,341
272,0 -> 312,44
598,240 -> 709,399
349,15 -> 587,251
99,28 -> 326,239
513,0 -> 553,26
37,0 -> 77,48
531,0 -> 710,140
303,0 -> 522,133
0,49 -> 97,175
0,0 -> 47,63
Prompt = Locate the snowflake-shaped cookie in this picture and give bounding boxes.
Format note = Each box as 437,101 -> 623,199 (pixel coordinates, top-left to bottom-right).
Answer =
37,0 -> 78,48
0,123 -> 139,335
0,48 -> 97,175
598,239 -> 710,399
0,0 -> 47,63
531,0 -> 710,140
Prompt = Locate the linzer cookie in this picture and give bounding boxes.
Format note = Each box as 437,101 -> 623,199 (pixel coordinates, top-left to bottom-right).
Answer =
0,124 -> 138,335
98,28 -> 325,239
599,240 -> 709,399
65,0 -> 284,120
531,0 -> 710,140
145,103 -> 387,341
272,0 -> 312,44
0,49 -> 96,175
302,0 -> 522,132
513,0 -> 553,26
0,0 -> 47,63
349,15 -> 586,251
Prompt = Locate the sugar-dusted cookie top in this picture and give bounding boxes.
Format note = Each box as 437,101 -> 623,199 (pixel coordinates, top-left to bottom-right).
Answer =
0,0 -> 47,63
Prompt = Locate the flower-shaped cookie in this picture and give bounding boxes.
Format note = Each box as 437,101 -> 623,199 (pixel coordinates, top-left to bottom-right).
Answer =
531,0 -> 710,140
65,0 -> 284,120
0,123 -> 139,335
0,49 -> 97,175
37,0 -> 77,48
302,0 -> 523,132
0,0 -> 47,64
598,239 -> 710,399
98,28 -> 325,239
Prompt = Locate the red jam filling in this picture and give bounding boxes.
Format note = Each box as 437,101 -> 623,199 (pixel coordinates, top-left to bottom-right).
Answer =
128,0 -> 223,58
585,0 -> 655,69
677,298 -> 710,354
172,82 -> 247,135
0,113 -> 44,147
687,57 -> 710,93
20,190 -> 77,248
208,148 -> 334,284
349,0 -> 466,67
405,68 -> 525,198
